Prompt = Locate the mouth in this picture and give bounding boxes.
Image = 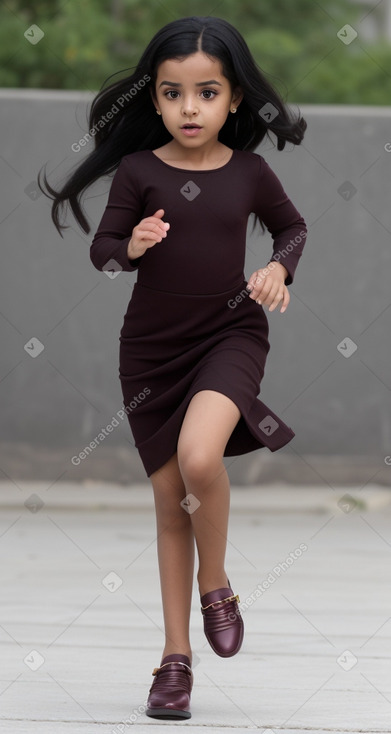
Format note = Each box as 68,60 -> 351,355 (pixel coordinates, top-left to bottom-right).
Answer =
181,124 -> 202,129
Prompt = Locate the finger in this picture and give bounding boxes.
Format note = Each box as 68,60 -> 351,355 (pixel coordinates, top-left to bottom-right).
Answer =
249,271 -> 271,300
253,277 -> 274,303
138,231 -> 166,244
247,274 -> 263,299
267,287 -> 284,311
280,288 -> 290,314
142,223 -> 168,239
147,219 -> 170,234
253,279 -> 269,301
255,284 -> 274,306
246,273 -> 257,291
149,211 -> 170,232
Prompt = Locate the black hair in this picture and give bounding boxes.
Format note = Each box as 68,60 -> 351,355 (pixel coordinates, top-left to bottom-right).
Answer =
38,15 -> 306,236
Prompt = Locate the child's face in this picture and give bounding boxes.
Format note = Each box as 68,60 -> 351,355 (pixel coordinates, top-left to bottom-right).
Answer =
152,52 -> 242,148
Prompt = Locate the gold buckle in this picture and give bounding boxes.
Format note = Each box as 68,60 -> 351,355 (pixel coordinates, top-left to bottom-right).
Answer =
201,593 -> 240,611
152,661 -> 192,676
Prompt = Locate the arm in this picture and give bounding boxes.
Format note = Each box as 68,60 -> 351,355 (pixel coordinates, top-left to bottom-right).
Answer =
90,156 -> 144,272
252,155 -> 307,286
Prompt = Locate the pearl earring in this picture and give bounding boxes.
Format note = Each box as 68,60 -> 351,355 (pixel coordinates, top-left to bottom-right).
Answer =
231,108 -> 237,113
156,110 -> 161,115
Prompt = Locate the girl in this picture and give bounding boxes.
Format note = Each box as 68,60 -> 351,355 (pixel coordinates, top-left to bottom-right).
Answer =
39,15 -> 307,720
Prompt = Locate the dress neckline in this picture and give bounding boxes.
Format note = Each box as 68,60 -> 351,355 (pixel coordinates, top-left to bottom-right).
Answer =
149,148 -> 236,172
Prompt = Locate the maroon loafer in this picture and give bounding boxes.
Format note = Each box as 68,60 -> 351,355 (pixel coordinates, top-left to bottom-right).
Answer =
146,653 -> 193,719
200,579 -> 244,657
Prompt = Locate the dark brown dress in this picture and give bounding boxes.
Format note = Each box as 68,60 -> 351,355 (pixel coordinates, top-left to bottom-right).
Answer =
90,148 -> 307,477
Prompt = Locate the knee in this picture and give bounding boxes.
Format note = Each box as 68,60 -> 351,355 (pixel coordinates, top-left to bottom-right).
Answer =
177,446 -> 221,487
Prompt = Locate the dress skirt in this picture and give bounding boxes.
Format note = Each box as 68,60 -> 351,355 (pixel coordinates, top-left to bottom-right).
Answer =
119,278 -> 295,477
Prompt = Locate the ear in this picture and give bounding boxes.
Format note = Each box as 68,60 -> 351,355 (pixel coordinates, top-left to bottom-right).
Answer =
232,87 -> 244,109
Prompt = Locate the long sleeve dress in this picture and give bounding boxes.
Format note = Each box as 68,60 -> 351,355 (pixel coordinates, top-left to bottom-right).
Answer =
90,148 -> 307,477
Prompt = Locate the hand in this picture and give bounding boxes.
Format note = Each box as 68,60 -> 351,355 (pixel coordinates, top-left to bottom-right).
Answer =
127,208 -> 170,260
246,262 -> 290,313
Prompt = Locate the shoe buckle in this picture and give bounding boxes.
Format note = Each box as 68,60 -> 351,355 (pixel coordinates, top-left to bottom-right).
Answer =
152,661 -> 192,676
201,593 -> 240,611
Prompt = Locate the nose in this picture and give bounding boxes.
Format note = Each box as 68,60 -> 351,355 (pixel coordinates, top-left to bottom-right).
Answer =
181,94 -> 198,116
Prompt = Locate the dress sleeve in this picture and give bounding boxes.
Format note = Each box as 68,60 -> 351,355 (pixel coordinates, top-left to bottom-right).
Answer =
90,156 -> 144,272
252,155 -> 307,286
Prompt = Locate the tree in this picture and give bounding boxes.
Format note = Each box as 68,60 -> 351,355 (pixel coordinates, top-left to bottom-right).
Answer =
0,0 -> 390,104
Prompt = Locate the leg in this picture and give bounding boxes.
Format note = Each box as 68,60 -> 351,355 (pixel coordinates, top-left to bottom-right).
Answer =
150,452 -> 195,664
177,390 -> 241,597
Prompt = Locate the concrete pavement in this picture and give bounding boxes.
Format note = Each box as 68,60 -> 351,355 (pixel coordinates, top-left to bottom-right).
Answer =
1,481 -> 391,732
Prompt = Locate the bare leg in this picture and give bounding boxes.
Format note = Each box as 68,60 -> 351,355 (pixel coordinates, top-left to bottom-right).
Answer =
150,452 -> 195,664
177,390 -> 241,597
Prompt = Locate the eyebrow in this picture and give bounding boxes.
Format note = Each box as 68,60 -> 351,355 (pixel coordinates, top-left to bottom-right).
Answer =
158,80 -> 223,88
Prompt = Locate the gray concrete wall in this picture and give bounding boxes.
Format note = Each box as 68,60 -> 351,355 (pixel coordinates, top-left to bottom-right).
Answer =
1,90 -> 390,483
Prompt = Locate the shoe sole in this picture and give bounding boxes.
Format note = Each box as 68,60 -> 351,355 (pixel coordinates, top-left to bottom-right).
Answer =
146,707 -> 191,719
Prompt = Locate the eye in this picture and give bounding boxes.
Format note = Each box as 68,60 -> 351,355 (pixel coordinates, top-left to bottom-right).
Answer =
164,89 -> 217,100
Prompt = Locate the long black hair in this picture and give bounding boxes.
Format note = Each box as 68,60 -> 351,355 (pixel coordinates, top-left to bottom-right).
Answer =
38,15 -> 306,236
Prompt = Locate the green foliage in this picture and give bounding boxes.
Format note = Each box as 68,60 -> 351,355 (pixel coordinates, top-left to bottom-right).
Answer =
0,0 -> 390,103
